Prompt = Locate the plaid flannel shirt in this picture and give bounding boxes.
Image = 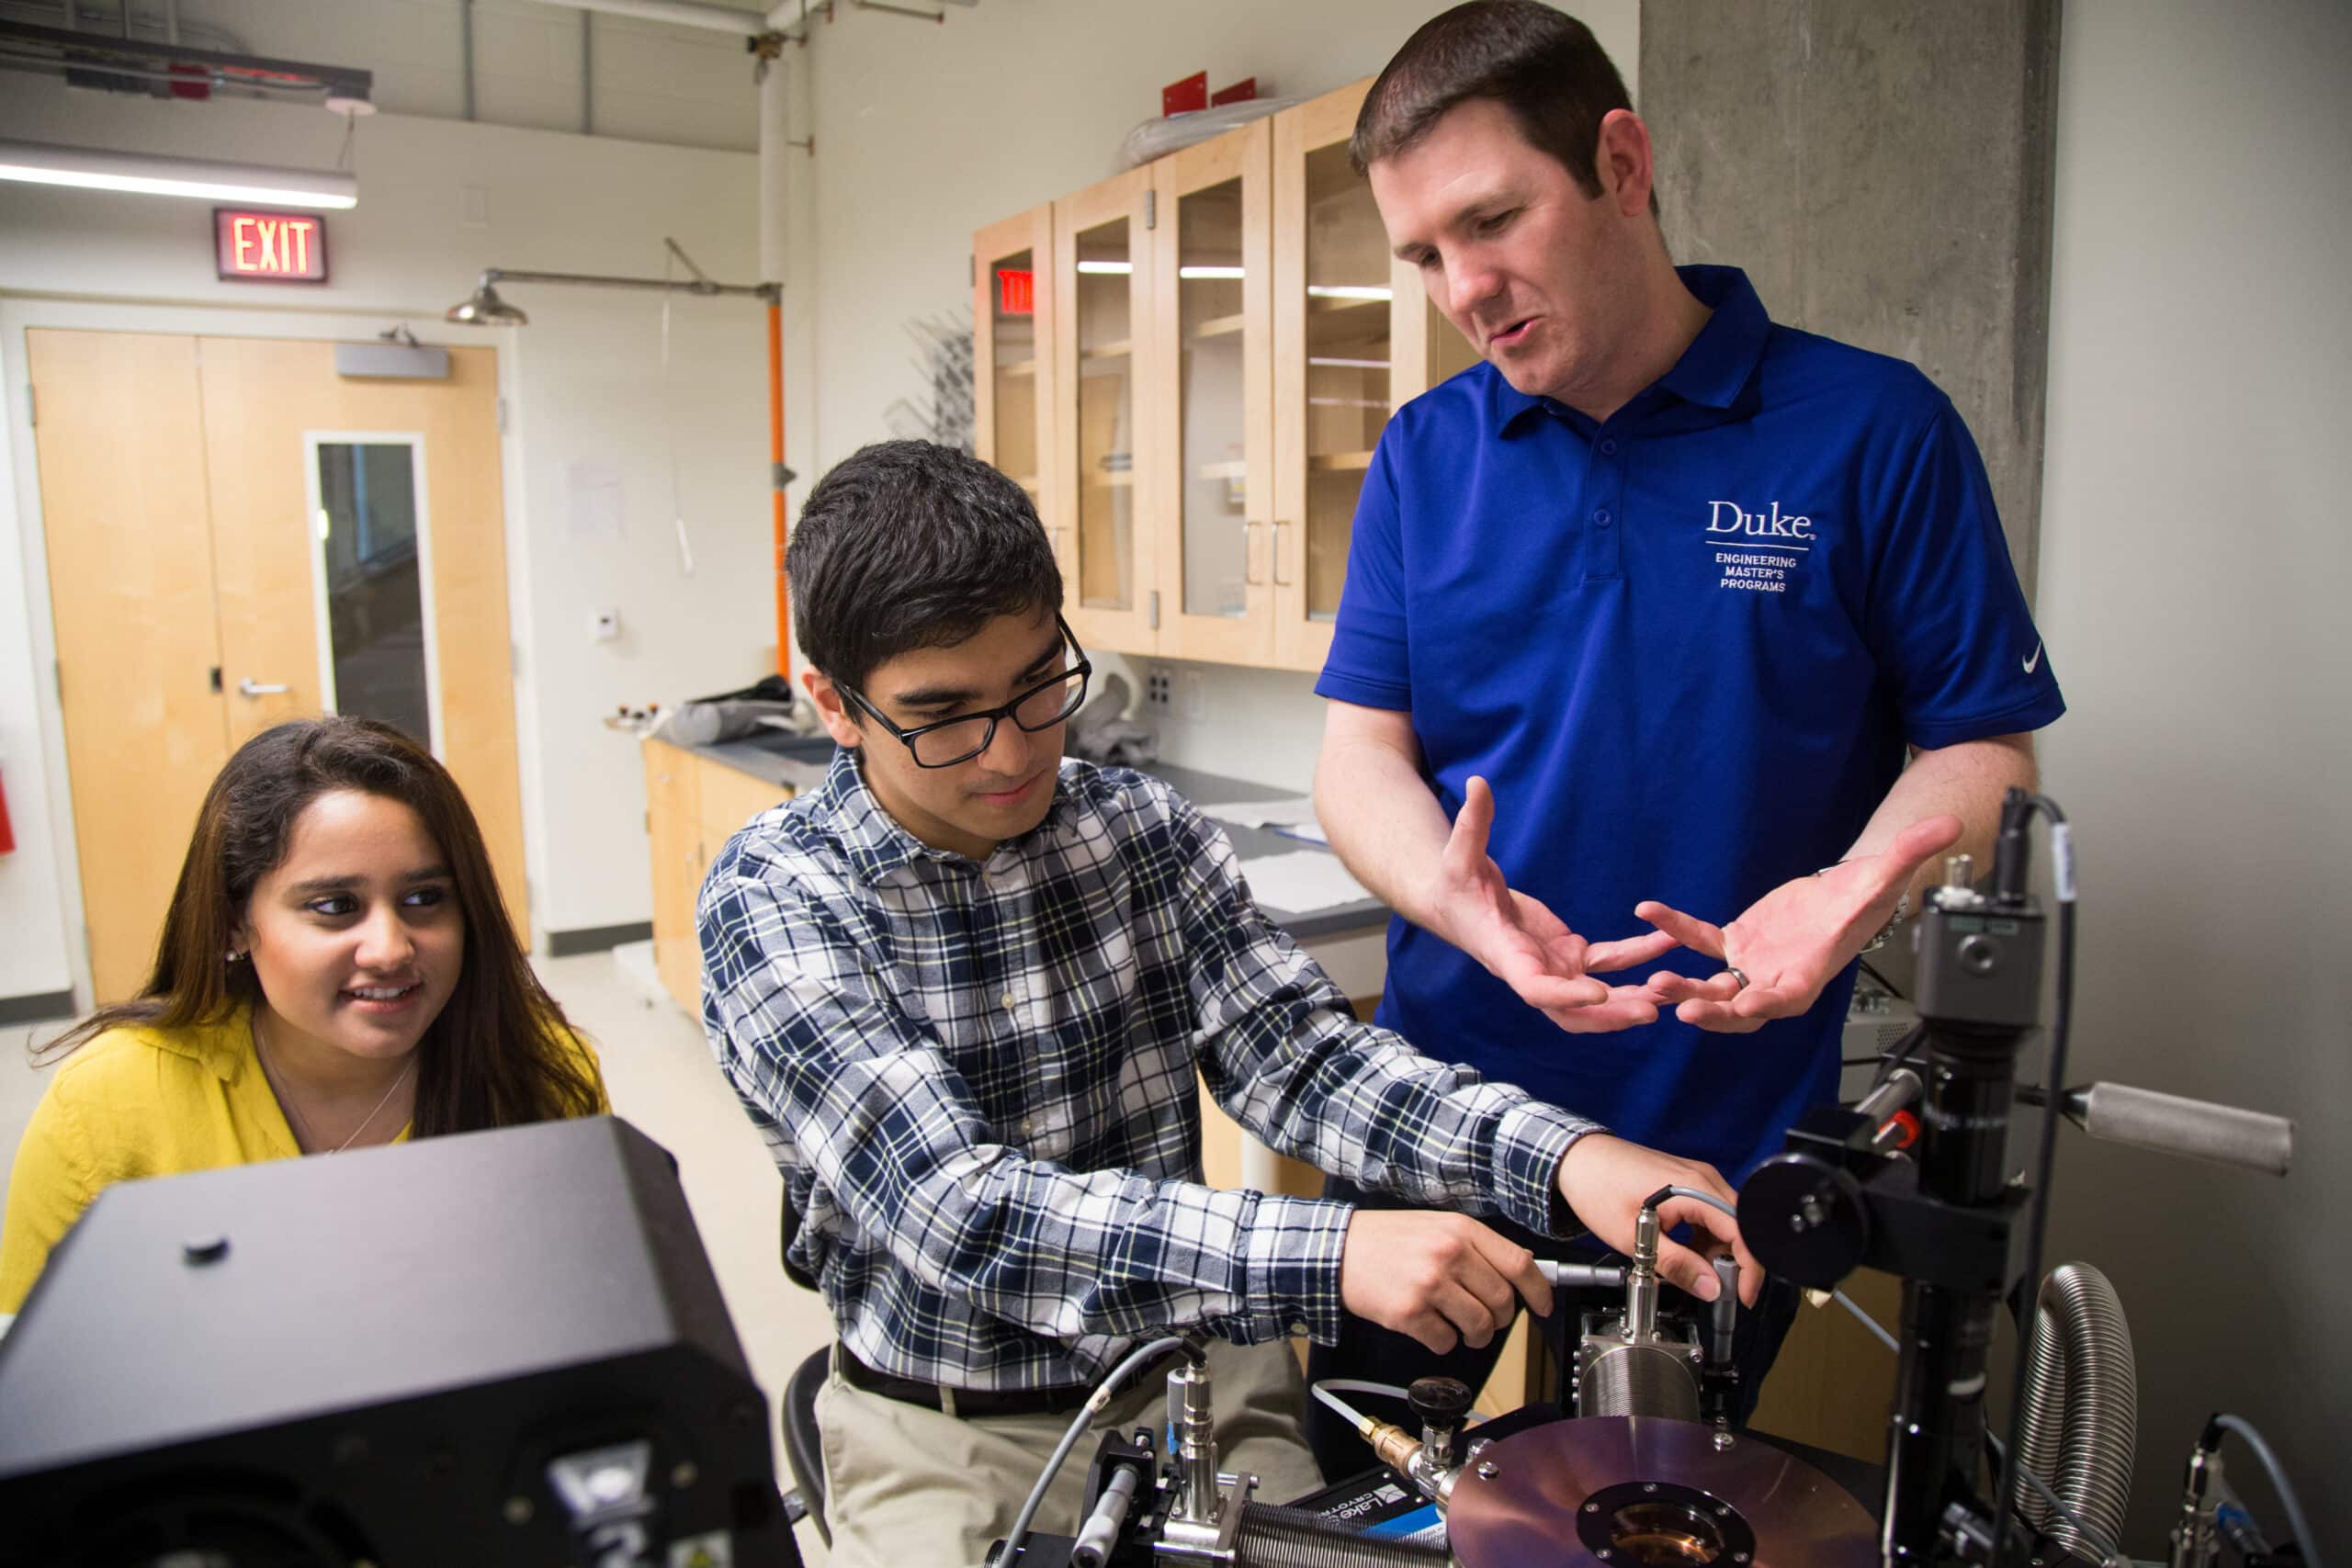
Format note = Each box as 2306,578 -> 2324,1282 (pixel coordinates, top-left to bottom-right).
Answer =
698,747 -> 1597,1390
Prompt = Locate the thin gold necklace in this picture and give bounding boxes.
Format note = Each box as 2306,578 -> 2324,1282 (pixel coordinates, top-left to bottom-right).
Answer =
253,1010 -> 415,1155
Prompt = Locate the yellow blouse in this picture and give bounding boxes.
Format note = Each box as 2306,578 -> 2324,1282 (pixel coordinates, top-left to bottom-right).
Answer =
0,1006 -> 608,1312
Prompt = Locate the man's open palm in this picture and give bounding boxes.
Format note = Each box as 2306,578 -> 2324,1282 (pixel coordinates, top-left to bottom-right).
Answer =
1436,777 -> 1678,1033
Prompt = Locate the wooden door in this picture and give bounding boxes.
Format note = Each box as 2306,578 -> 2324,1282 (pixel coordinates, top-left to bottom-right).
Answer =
28,330 -> 529,1002
1053,167 -> 1159,656
26,331 -> 232,1001
195,337 -> 528,933
1151,119 -> 1274,667
974,206 -> 1057,533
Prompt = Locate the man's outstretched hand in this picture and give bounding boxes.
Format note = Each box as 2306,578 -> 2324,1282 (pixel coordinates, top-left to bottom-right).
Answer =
1431,777 -> 1679,1033
1636,815 -> 1963,1033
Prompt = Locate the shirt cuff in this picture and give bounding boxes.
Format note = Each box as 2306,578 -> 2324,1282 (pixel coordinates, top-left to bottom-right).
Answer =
1490,1103 -> 1605,1237
1238,1192 -> 1354,1345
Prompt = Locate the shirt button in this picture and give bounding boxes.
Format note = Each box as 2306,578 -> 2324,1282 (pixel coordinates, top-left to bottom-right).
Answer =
1593,508 -> 1613,527
1600,438 -> 1619,456
1001,993 -> 1016,1010
1289,1321 -> 1309,1336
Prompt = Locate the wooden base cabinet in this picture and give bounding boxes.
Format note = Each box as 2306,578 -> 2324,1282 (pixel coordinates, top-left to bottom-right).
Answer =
642,738 -> 796,1017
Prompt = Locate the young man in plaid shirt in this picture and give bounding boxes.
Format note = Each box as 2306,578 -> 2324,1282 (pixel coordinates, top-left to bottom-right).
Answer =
698,440 -> 1758,1567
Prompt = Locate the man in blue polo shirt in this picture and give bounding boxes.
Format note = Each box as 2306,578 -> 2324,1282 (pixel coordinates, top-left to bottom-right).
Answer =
1304,1 -> 2065,1472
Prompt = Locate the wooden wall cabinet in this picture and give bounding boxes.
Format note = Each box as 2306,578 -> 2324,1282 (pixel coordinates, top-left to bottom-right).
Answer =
642,737 -> 797,1017
982,79 -> 1481,674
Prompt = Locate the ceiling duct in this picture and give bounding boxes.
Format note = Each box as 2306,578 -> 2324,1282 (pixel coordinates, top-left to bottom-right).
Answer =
0,17 -> 372,108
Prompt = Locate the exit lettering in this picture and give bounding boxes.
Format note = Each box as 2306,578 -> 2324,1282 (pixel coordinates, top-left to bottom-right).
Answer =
214,208 -> 330,283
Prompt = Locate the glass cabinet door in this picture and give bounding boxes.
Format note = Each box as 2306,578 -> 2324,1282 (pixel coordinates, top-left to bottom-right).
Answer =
1274,84 -> 1396,672
974,206 -> 1054,524
1273,80 -> 1480,672
1054,168 -> 1157,653
1152,118 -> 1272,665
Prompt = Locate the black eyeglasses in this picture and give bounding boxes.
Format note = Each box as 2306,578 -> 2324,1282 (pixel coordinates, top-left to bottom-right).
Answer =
838,616 -> 1092,769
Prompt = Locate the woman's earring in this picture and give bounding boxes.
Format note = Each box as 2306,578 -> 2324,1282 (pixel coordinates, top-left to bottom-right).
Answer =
226,950 -> 247,964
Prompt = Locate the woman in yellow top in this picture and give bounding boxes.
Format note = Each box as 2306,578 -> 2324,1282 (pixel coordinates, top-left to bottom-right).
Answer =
0,716 -> 609,1313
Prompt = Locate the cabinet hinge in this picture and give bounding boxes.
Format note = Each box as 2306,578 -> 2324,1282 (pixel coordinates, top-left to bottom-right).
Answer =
1148,589 -> 1160,629
968,253 -> 976,287
24,382 -> 33,428
497,396 -> 509,434
1144,189 -> 1158,231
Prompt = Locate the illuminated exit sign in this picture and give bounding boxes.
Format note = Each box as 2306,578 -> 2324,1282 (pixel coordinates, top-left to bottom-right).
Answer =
214,208 -> 329,283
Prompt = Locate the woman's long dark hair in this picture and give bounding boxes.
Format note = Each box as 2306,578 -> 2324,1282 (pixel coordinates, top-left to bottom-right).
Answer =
40,717 -> 601,1134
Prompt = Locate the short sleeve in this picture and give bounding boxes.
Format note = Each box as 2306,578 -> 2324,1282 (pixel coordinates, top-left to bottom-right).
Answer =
1863,400 -> 2066,749
1315,434 -> 1414,710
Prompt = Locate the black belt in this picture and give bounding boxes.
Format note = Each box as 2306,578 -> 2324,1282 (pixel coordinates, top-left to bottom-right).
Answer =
837,1344 -> 1167,1420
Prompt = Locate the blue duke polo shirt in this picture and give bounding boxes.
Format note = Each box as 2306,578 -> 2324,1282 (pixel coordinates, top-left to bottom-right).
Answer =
1315,265 -> 2064,1182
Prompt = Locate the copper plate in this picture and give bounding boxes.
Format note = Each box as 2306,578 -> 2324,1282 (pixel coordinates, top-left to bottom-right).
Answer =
1447,1416 -> 1879,1567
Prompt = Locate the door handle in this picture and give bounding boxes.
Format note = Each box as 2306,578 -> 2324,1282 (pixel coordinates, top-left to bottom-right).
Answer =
237,678 -> 290,697
1243,519 -> 1265,585
1272,520 -> 1295,587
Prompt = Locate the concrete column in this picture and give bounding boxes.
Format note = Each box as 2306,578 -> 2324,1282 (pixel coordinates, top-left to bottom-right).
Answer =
1640,0 -> 2062,595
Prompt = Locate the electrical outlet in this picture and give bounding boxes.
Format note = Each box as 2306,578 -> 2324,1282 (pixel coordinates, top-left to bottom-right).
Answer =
592,607 -> 622,643
1144,669 -> 1172,707
1179,669 -> 1205,721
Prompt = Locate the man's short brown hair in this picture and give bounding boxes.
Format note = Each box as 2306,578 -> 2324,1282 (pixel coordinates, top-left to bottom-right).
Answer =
1351,0 -> 1645,211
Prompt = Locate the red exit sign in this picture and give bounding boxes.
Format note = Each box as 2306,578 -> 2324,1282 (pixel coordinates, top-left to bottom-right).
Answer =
215,209 -> 330,283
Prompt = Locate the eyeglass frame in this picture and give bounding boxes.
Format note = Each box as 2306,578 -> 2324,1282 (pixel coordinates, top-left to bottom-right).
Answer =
834,615 -> 1093,770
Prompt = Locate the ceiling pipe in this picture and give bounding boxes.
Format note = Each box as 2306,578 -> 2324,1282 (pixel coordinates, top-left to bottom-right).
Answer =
527,0 -> 765,37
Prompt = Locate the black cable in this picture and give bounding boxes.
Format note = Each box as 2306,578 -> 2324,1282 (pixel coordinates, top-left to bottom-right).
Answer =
1986,795 -> 2072,1568
1859,954 -> 1906,1000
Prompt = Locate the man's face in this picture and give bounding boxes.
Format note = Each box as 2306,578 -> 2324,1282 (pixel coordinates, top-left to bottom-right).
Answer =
810,607 -> 1073,860
1369,96 -> 1647,409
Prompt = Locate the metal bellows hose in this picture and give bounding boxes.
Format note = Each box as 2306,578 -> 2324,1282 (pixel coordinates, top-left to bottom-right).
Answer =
2015,1261 -> 2137,1558
1232,1504 -> 1451,1566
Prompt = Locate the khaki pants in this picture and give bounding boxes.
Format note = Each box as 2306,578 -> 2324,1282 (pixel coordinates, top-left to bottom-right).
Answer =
816,1337 -> 1324,1568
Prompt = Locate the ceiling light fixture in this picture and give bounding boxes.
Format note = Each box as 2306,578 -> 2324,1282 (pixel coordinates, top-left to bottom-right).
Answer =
0,138 -> 357,209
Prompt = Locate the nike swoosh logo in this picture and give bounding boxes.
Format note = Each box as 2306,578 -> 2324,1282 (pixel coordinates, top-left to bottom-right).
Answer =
2023,643 -> 2043,674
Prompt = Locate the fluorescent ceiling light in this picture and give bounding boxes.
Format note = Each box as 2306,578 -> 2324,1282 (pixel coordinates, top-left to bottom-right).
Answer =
1307,284 -> 1393,301
0,138 -> 357,209
1076,259 -> 1132,275
1178,265 -> 1246,279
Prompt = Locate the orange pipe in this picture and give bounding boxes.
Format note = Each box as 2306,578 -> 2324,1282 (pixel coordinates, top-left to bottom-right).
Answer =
767,298 -> 789,677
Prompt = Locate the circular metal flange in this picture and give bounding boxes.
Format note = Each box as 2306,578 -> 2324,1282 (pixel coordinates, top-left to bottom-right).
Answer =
1447,1416 -> 1877,1567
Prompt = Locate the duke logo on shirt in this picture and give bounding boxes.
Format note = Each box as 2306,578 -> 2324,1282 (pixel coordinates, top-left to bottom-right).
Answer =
1705,500 -> 1815,540
1703,500 -> 1815,595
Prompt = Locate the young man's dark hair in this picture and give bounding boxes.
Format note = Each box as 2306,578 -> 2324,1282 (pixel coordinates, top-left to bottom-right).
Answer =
786,438 -> 1062,694
1351,0 -> 1655,216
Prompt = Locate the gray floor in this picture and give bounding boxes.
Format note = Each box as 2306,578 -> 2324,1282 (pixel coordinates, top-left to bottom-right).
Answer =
0,950 -> 834,1564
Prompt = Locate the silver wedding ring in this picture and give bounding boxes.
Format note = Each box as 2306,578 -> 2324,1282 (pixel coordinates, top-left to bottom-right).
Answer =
1725,965 -> 1751,992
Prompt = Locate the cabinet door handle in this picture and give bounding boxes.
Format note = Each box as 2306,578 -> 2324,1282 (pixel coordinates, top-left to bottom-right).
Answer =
237,678 -> 290,696
1243,519 -> 1265,585
1272,520 -> 1295,587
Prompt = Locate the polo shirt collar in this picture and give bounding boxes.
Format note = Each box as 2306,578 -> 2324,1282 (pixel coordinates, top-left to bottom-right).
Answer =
1490,264 -> 1770,434
815,744 -> 1074,886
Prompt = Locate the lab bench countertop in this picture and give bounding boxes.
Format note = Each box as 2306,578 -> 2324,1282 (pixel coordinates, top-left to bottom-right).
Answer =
658,732 -> 1390,942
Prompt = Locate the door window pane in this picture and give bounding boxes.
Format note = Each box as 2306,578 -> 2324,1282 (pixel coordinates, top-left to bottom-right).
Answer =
1074,215 -> 1136,611
315,441 -> 430,747
1178,176 -> 1249,618
1302,141 -> 1392,622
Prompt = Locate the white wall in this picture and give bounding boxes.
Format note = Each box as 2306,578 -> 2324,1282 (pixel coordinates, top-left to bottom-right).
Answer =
0,76 -> 774,991
788,0 -> 1637,793
2033,0 -> 2351,1549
